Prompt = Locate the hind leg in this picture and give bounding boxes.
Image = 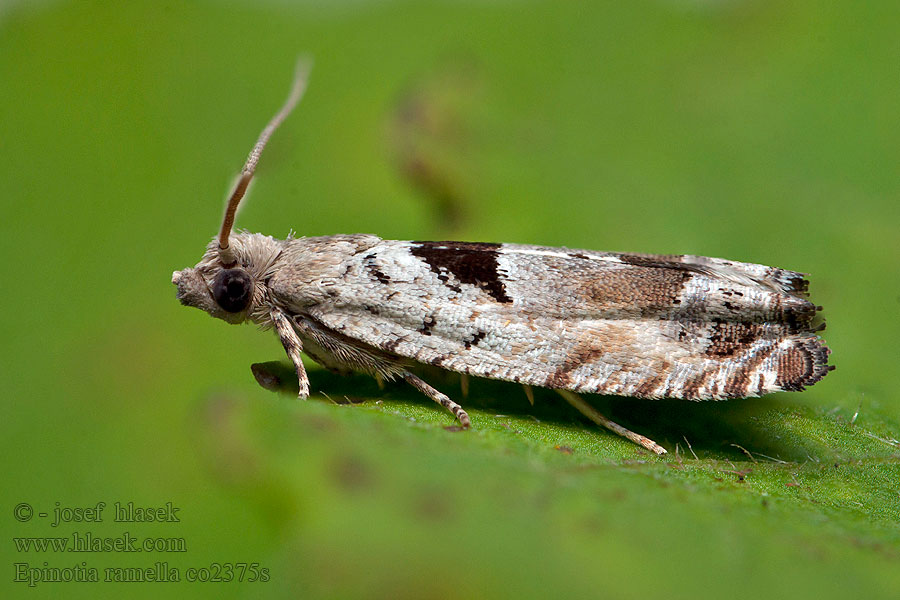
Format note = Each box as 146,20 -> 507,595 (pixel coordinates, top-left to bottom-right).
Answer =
402,371 -> 470,428
558,390 -> 666,455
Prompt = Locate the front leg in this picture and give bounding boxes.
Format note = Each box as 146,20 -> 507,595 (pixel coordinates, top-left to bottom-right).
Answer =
271,307 -> 309,398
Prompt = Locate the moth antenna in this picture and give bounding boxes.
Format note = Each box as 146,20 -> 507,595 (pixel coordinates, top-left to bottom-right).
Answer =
218,57 -> 313,267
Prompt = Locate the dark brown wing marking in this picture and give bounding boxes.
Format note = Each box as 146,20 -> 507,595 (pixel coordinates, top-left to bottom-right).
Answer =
410,241 -> 513,303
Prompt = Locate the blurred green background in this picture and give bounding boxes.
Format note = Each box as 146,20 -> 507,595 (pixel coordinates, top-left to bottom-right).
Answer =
3,1 -> 899,598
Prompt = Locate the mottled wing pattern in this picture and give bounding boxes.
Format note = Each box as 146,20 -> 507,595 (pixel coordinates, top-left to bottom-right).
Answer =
284,240 -> 832,400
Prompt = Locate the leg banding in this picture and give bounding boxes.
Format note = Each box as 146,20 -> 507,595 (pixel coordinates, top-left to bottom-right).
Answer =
402,371 -> 471,428
271,308 -> 310,398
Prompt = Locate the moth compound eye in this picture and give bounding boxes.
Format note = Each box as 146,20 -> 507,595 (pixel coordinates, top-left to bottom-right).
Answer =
212,269 -> 253,313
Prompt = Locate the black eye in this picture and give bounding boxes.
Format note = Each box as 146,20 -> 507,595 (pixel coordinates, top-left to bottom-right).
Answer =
212,269 -> 253,313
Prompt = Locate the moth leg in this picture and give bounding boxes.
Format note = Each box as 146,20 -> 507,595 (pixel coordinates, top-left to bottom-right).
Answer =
271,308 -> 310,398
522,384 -> 535,406
402,371 -> 471,429
557,390 -> 667,455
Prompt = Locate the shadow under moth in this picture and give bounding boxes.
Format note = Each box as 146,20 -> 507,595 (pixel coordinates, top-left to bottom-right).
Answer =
173,62 -> 833,455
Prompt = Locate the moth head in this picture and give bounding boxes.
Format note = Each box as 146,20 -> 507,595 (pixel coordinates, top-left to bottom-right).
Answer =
172,257 -> 251,325
172,235 -> 281,324
172,58 -> 311,324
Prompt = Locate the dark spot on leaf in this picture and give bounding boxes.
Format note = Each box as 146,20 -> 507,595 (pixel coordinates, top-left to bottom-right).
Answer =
330,454 -> 375,493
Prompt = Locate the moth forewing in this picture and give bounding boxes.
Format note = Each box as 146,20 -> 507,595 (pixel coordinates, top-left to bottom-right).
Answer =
173,64 -> 833,456
288,240 -> 832,400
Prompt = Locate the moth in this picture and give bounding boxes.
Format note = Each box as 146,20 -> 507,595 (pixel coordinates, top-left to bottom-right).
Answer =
173,62 -> 833,455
